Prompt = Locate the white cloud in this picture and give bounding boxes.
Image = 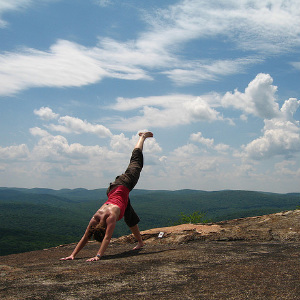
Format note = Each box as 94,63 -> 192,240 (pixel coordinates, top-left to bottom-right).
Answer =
147,0 -> 300,55
32,134 -> 107,162
0,0 -> 28,12
0,144 -> 29,160
190,132 -> 214,148
96,74 -> 299,162
32,107 -> 113,138
222,73 -> 280,119
0,38 -> 153,96
160,144 -> 220,186
190,132 -> 230,152
110,95 -> 223,130
241,119 -> 300,160
0,0 -> 32,27
281,98 -> 300,122
95,0 -> 111,7
0,128 -> 162,188
27,109 -> 161,178
214,143 -> 230,152
109,133 -> 134,152
31,132 -> 160,165
185,97 -> 221,122
111,94 -> 190,111
95,0 -> 300,84
1,1 -> 299,95
108,73 -> 295,132
34,107 -> 59,121
173,144 -> 198,157
163,57 -> 263,86
30,127 -> 50,137
1,101 -> 298,191
238,94 -> 300,160
47,115 -> 112,138
0,40 -> 109,96
290,61 -> 300,70
31,109 -> 163,156
275,160 -> 300,176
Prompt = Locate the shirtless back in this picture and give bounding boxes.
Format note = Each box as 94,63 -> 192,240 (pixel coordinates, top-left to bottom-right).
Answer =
91,203 -> 120,227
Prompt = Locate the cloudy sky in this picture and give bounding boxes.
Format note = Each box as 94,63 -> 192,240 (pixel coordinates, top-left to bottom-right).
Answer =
0,0 -> 299,193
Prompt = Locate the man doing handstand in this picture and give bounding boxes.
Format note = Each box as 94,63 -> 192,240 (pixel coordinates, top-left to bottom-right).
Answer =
60,132 -> 153,262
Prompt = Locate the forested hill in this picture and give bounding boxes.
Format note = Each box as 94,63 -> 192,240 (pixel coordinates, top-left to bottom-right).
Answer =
0,187 -> 299,256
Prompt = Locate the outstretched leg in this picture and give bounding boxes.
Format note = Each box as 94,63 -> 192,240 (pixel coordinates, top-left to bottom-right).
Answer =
107,132 -> 153,193
126,132 -> 153,249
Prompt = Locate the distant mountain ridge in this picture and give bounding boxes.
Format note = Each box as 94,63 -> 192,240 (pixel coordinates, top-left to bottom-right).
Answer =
0,187 -> 299,256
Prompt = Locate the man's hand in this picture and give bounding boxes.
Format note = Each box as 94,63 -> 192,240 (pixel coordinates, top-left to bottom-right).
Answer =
86,256 -> 100,262
60,255 -> 75,261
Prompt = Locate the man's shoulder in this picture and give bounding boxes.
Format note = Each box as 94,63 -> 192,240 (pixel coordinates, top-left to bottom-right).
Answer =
106,212 -> 118,224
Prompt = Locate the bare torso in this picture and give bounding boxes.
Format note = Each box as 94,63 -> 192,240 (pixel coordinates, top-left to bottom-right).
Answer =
91,203 -> 121,225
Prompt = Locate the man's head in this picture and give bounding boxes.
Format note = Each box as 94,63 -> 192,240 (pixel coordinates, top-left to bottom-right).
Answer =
89,223 -> 106,242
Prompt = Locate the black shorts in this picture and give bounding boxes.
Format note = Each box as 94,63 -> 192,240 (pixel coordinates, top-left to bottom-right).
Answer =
106,148 -> 143,227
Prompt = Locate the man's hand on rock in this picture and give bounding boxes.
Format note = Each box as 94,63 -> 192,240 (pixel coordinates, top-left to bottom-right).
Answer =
60,255 -> 75,261
86,256 -> 100,262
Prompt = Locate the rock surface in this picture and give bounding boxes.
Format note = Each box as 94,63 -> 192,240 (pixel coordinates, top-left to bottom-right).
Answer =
123,209 -> 300,244
1,210 -> 300,299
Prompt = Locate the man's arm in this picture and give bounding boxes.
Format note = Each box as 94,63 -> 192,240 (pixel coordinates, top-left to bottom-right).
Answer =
60,218 -> 96,260
86,216 -> 116,262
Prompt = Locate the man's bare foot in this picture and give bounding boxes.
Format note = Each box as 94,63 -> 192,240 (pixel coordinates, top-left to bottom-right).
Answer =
139,132 -> 153,139
132,241 -> 145,250
135,132 -> 153,152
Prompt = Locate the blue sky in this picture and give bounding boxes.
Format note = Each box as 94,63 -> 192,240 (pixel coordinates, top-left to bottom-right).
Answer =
0,0 -> 299,193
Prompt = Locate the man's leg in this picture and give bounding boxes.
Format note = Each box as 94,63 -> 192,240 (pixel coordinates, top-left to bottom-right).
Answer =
124,131 -> 153,190
124,198 -> 140,226
122,132 -> 153,190
107,132 -> 153,193
130,224 -> 144,250
125,132 -> 153,250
